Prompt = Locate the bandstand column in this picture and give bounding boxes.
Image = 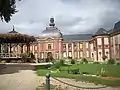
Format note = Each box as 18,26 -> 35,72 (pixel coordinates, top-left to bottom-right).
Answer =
20,44 -> 24,54
0,42 -> 1,54
0,42 -> 1,57
27,43 -> 30,53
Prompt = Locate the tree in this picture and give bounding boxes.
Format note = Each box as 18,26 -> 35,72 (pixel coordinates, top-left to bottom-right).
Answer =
0,0 -> 17,22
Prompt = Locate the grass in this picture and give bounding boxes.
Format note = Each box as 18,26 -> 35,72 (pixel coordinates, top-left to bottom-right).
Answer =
59,64 -> 120,77
36,64 -> 120,86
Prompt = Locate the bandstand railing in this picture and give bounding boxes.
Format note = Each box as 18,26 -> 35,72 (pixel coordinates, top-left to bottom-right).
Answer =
0,53 -> 21,58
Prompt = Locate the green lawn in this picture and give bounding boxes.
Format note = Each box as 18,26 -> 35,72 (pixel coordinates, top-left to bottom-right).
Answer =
59,64 -> 120,77
36,64 -> 120,86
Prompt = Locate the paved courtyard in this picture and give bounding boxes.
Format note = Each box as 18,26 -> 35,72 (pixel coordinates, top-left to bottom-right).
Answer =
0,64 -> 120,90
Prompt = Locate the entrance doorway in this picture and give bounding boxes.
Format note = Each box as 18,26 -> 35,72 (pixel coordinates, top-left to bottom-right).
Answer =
46,52 -> 53,62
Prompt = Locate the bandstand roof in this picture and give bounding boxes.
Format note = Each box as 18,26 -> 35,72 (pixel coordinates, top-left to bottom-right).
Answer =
0,26 -> 35,43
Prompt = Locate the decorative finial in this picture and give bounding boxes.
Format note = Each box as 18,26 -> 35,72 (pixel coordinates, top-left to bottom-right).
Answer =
49,17 -> 55,27
13,25 -> 15,31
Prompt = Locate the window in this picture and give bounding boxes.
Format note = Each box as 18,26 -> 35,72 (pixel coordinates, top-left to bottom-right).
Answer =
35,45 -> 37,51
63,44 -> 66,49
68,44 -> 72,49
106,52 -> 108,54
92,53 -> 94,57
80,43 -> 83,49
30,46 -> 32,51
97,38 -> 102,45
74,43 -> 77,48
48,44 -> 51,50
99,52 -> 101,55
63,52 -> 66,58
86,43 -> 89,48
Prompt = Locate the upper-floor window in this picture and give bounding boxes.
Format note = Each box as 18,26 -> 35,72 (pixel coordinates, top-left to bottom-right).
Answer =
74,43 -> 77,48
48,44 -> 51,50
35,45 -> 37,51
97,38 -> 102,45
86,42 -> 89,48
63,44 -> 66,49
80,43 -> 83,49
68,44 -> 72,49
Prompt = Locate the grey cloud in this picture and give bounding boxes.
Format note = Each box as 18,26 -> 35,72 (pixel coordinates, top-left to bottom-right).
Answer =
0,0 -> 120,36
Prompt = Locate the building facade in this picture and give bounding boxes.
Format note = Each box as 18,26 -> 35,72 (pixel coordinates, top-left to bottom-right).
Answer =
9,18 -> 120,62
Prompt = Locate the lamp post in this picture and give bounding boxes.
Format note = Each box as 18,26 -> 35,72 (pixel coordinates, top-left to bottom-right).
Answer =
46,73 -> 50,90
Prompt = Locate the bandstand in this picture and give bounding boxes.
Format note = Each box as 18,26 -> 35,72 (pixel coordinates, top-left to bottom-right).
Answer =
0,26 -> 35,62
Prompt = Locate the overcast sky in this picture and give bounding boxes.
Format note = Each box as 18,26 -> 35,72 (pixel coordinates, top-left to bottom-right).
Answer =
0,0 -> 120,36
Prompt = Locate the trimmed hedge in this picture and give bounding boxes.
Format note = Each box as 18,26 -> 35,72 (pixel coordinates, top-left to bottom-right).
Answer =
81,58 -> 88,64
107,59 -> 115,64
71,59 -> 75,64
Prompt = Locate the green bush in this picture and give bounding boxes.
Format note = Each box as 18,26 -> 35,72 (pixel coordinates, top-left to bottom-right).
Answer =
71,59 -> 75,64
107,59 -> 115,64
68,68 -> 80,74
60,59 -> 64,65
93,62 -> 100,64
29,53 -> 35,59
81,58 -> 88,64
116,63 -> 120,65
51,59 -> 64,69
82,72 -> 89,74
21,53 -> 29,63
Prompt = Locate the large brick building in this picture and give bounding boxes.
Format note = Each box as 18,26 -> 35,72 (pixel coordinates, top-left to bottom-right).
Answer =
7,18 -> 120,62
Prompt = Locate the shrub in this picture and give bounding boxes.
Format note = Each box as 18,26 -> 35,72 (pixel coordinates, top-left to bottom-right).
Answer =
60,59 -> 64,65
68,56 -> 72,59
71,59 -> 75,64
82,72 -> 89,74
29,53 -> 35,59
68,68 -> 80,74
21,53 -> 29,63
51,60 -> 64,69
93,62 -> 100,64
107,59 -> 115,64
81,58 -> 88,64
116,63 -> 120,65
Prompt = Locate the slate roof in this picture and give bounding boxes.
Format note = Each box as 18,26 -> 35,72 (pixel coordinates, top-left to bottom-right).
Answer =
107,29 -> 113,34
63,34 -> 93,42
93,28 -> 108,36
114,21 -> 120,30
39,27 -> 62,38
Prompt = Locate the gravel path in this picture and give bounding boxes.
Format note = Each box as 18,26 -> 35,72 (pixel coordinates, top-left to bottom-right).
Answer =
0,64 -> 120,90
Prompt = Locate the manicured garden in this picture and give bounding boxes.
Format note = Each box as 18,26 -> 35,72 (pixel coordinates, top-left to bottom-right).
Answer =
36,59 -> 120,86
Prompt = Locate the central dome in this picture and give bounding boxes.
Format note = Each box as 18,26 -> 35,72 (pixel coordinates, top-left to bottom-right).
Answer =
40,18 -> 62,38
